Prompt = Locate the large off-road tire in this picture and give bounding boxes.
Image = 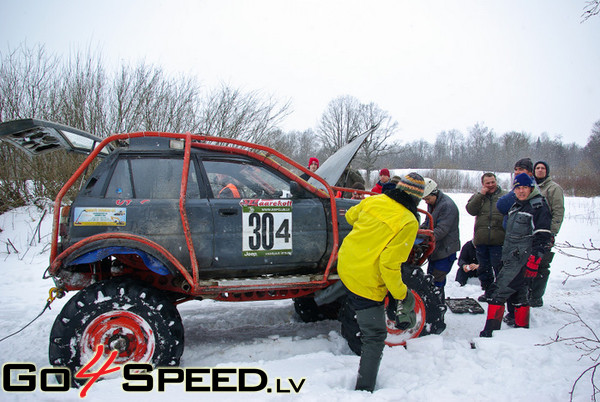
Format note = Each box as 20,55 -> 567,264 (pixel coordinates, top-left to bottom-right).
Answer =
49,278 -> 184,385
401,264 -> 447,336
339,264 -> 447,355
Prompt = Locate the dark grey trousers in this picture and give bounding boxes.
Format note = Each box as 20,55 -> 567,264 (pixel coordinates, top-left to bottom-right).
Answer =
354,304 -> 387,392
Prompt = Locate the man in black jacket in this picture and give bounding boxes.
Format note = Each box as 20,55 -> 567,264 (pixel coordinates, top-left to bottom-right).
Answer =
466,173 -> 506,301
480,173 -> 552,337
455,240 -> 479,286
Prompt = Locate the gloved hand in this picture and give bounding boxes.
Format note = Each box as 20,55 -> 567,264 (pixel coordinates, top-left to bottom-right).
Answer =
524,255 -> 541,278
394,291 -> 416,330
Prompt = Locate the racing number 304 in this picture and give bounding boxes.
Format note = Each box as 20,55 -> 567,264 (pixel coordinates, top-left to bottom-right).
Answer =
241,202 -> 293,257
248,212 -> 290,250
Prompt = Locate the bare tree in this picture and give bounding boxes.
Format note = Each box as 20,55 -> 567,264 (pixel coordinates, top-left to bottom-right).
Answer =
539,303 -> 600,401
541,240 -> 600,400
582,0 -> 600,22
199,84 -> 291,144
317,95 -> 397,181
108,63 -> 202,134
0,44 -> 68,211
317,95 -> 362,155
556,240 -> 600,285
354,102 -> 397,180
465,123 -> 498,170
583,121 -> 600,173
58,49 -> 108,134
0,44 -> 60,121
433,129 -> 465,169
500,131 -> 531,171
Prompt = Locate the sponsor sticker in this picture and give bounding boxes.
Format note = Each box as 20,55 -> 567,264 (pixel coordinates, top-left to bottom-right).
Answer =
73,208 -> 126,226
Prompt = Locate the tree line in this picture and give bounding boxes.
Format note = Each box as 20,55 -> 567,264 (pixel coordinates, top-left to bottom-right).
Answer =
1,44 -> 599,213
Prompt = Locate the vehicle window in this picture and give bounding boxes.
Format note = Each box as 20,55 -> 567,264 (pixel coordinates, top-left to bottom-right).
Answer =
105,158 -> 200,199
203,160 -> 291,199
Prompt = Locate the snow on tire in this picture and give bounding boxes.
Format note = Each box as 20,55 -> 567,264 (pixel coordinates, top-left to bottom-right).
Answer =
49,278 -> 184,385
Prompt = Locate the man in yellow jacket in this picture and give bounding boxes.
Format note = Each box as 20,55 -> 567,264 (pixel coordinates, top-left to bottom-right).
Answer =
338,172 -> 425,392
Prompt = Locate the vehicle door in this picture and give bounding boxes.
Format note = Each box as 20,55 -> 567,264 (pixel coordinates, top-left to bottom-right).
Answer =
200,159 -> 328,277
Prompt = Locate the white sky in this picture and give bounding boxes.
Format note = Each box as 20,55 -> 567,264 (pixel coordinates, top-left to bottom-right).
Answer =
1,0 -> 599,146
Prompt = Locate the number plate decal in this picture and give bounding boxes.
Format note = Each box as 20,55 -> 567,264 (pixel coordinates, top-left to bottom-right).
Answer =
240,199 -> 292,257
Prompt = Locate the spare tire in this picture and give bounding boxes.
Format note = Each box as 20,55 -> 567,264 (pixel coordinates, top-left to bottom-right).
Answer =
339,264 -> 447,355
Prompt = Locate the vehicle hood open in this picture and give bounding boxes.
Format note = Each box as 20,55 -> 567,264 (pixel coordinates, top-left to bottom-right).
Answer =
307,125 -> 377,189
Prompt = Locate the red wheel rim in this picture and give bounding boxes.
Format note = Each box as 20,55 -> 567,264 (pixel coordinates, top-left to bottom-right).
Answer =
81,311 -> 155,364
384,290 -> 426,347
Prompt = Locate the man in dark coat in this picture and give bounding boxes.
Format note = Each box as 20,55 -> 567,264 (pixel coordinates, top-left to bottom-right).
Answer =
466,172 -> 507,301
480,173 -> 552,337
335,166 -> 366,198
496,157 -> 534,324
421,178 -> 460,300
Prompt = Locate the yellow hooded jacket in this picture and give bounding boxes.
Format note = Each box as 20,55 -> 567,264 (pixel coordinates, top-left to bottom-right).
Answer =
338,193 -> 419,302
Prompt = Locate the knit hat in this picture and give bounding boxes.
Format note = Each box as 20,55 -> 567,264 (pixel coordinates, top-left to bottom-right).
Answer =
391,175 -> 402,184
379,168 -> 390,177
513,172 -> 535,189
308,157 -> 319,168
514,158 -> 533,173
396,172 -> 425,201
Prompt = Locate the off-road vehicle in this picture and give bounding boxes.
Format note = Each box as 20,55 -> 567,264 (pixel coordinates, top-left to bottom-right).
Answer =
0,119 -> 446,378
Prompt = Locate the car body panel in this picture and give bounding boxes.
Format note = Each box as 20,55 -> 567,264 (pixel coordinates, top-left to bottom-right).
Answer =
0,118 -> 112,156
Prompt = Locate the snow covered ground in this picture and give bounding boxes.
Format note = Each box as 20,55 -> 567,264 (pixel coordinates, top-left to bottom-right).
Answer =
1,193 -> 599,401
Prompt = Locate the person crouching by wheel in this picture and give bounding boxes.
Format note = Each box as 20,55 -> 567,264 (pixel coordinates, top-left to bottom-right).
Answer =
479,173 -> 552,338
337,173 -> 425,392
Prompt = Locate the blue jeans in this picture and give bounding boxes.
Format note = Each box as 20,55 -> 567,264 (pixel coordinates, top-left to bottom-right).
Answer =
427,254 -> 457,288
475,245 -> 503,290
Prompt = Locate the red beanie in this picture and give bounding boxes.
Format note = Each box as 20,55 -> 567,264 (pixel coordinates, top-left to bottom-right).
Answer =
308,157 -> 319,168
379,168 -> 390,177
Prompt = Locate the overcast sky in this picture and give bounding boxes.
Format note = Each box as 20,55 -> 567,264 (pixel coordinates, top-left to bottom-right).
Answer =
1,0 -> 599,146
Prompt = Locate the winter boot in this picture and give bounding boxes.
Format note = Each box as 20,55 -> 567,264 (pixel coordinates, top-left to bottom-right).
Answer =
529,273 -> 549,308
477,282 -> 496,302
503,302 -> 515,327
354,305 -> 387,392
514,305 -> 530,328
438,286 -> 446,305
480,304 -> 505,338
503,313 -> 515,327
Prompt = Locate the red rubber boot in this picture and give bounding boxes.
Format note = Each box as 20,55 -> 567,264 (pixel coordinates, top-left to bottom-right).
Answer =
514,305 -> 530,328
480,304 -> 505,337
